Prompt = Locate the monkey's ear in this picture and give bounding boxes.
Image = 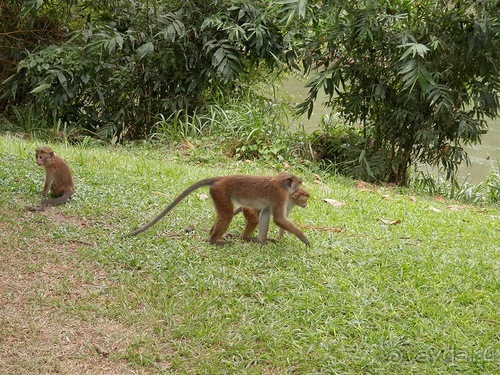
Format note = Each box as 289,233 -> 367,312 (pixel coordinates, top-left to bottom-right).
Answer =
50,151 -> 55,157
283,178 -> 293,189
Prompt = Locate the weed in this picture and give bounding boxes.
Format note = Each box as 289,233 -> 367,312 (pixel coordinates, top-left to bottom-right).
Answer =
0,103 -> 86,143
151,95 -> 309,163
411,161 -> 500,205
308,114 -> 392,182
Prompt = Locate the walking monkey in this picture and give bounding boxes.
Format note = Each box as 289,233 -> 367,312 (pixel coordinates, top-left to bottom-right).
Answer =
125,173 -> 309,246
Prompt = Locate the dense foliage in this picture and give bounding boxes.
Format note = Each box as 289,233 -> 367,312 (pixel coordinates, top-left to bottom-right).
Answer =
1,0 -> 499,185
290,0 -> 499,184
0,0 -> 285,140
0,0 -> 66,110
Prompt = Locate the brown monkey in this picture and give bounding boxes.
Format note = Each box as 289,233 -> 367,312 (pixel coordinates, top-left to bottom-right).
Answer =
235,188 -> 310,242
27,146 -> 75,212
124,173 -> 309,246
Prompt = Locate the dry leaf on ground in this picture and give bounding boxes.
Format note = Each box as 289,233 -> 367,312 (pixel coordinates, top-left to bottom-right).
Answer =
324,198 -> 346,207
429,205 -> 443,213
378,218 -> 402,225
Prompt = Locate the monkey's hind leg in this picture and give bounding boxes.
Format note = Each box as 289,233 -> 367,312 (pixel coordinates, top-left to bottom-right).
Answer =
240,208 -> 259,241
208,190 -> 234,245
209,215 -> 234,245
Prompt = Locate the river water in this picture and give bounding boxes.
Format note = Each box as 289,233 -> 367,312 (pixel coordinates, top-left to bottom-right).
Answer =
280,77 -> 499,184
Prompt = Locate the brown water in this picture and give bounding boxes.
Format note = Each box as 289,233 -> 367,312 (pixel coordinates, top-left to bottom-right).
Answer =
279,77 -> 499,184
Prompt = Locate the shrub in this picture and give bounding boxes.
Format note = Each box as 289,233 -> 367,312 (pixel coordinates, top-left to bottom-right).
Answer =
0,1 -> 286,141
286,0 -> 499,185
309,115 -> 391,182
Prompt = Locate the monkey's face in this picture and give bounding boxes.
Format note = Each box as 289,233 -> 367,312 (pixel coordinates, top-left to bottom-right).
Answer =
35,147 -> 54,166
35,151 -> 45,165
291,189 -> 310,208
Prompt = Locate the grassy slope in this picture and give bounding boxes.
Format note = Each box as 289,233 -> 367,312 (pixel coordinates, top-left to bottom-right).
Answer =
0,134 -> 498,374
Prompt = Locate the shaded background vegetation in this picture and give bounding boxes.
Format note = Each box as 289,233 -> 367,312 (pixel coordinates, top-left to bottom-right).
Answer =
1,0 -> 287,140
1,0 -> 499,186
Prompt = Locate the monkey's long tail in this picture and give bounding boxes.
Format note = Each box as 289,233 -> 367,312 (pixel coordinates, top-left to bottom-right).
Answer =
41,190 -> 73,207
123,178 -> 217,237
27,190 -> 73,212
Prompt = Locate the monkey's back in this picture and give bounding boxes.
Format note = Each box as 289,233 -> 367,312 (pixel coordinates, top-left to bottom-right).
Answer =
50,158 -> 75,196
210,175 -> 281,210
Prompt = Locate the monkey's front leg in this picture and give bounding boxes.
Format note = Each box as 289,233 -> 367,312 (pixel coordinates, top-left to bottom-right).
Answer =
257,208 -> 272,245
41,176 -> 53,197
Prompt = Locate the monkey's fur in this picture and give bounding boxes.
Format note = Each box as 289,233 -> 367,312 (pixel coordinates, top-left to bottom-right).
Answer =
125,173 -> 309,246
235,188 -> 310,242
27,147 -> 74,212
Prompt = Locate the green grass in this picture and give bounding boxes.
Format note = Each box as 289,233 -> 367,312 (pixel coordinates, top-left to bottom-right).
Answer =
0,134 -> 498,374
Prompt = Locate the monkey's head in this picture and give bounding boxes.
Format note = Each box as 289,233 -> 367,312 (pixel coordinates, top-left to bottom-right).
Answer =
35,146 -> 55,166
277,172 -> 303,192
291,188 -> 310,208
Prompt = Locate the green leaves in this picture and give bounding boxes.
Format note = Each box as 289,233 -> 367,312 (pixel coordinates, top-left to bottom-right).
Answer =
398,43 -> 435,92
1,1 -> 285,140
204,39 -> 243,83
274,0 -> 309,26
398,42 -> 430,60
137,42 -> 154,60
398,59 -> 435,91
157,11 -> 185,42
288,0 -> 499,184
29,83 -> 51,94
427,84 -> 454,116
108,33 -> 124,53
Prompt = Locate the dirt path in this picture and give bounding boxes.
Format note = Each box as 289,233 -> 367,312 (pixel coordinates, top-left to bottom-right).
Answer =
0,211 -> 149,374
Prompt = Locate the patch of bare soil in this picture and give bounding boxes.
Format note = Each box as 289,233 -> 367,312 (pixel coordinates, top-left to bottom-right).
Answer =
0,213 -> 152,374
